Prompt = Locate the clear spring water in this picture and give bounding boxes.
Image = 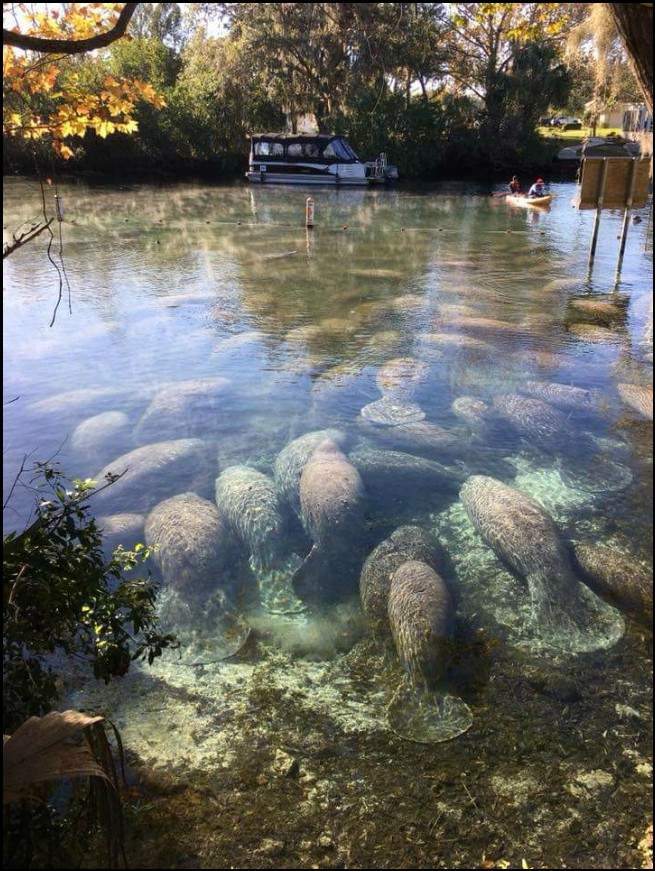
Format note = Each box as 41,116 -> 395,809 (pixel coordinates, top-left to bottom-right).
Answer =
3,177 -> 653,867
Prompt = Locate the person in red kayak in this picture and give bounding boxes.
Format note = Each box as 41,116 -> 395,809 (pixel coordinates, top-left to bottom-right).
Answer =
508,175 -> 521,194
528,177 -> 547,198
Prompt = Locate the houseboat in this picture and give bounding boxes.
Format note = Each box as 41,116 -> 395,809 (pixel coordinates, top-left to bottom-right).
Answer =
246,134 -> 398,185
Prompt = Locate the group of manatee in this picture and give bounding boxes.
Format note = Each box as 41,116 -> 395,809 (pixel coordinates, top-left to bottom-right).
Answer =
80,350 -> 652,743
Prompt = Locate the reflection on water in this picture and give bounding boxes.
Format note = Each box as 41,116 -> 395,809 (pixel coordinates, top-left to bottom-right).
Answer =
3,178 -> 653,863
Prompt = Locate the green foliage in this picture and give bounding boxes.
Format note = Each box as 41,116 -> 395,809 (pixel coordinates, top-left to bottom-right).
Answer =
3,462 -> 176,733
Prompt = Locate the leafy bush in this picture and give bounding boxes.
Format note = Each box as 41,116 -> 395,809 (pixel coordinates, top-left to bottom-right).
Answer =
3,462 -> 176,733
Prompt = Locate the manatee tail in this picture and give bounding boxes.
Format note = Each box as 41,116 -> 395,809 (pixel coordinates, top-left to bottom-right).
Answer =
387,681 -> 472,744
291,544 -> 327,605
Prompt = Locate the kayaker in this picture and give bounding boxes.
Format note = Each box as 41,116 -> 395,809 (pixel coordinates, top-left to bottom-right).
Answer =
508,175 -> 521,194
528,178 -> 546,198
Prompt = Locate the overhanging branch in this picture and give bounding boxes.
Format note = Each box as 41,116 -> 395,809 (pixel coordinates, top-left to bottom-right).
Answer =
3,3 -> 138,54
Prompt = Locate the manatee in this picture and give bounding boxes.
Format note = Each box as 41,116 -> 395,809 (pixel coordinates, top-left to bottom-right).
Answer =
451,396 -> 489,429
273,429 -> 349,516
441,315 -> 523,335
350,445 -> 464,501
459,475 -> 622,644
617,383 -> 653,420
71,411 -> 132,467
96,512 -> 145,558
388,560 -> 454,688
135,377 -> 231,442
360,526 -> 444,639
375,357 -> 429,400
145,493 -> 234,594
92,439 -> 214,514
569,298 -> 624,324
517,381 -> 598,414
359,396 -> 426,426
420,332 -> 490,352
26,386 -> 147,420
491,394 -> 572,448
567,323 -> 622,344
357,418 -> 461,458
215,465 -> 288,572
293,439 -> 367,602
574,542 -> 652,625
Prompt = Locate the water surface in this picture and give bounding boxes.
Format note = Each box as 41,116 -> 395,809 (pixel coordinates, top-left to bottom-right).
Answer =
3,178 -> 653,868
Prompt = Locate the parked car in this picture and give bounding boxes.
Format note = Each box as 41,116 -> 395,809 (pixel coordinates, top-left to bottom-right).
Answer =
555,116 -> 582,129
556,135 -> 641,162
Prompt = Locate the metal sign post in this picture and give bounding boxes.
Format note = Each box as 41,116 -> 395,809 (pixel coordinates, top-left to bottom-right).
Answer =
587,158 -> 608,272
576,156 -> 651,284
614,158 -> 639,285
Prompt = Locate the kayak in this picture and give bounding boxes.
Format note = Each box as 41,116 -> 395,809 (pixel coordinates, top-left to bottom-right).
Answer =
507,194 -> 553,208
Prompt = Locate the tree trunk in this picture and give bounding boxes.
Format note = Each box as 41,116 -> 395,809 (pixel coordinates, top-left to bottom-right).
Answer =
606,3 -> 653,114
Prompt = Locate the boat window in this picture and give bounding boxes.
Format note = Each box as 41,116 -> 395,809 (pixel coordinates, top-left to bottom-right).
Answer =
323,138 -> 358,161
253,141 -> 283,157
304,142 -> 320,158
287,143 -> 303,157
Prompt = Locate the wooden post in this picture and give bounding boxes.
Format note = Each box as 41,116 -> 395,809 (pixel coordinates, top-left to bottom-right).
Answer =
305,196 -> 315,229
587,158 -> 608,273
614,158 -> 638,286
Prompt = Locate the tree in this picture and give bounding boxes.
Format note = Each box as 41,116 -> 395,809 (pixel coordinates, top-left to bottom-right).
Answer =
606,3 -> 653,113
3,3 -> 165,160
447,3 -> 576,135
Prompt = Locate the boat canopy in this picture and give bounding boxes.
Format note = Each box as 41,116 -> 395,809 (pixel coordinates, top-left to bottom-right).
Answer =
249,134 -> 360,164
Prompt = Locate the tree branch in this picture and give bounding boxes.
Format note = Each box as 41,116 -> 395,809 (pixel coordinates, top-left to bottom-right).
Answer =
3,219 -> 53,259
3,3 -> 138,54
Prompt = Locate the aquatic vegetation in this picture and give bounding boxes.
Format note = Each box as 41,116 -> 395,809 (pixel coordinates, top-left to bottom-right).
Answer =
569,298 -> 625,324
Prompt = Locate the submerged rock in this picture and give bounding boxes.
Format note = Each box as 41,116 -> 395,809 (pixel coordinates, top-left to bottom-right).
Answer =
359,396 -> 426,426
420,332 -> 490,352
145,492 -> 234,594
617,383 -> 653,421
215,465 -> 288,571
360,526 -> 444,639
388,560 -> 454,688
273,429 -> 349,516
517,381 -> 598,414
574,542 -> 653,625
71,410 -> 132,466
375,357 -> 429,400
135,377 -> 231,442
92,439 -> 214,514
294,439 -> 367,603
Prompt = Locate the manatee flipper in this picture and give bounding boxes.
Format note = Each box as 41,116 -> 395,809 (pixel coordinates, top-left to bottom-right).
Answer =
387,682 -> 472,744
